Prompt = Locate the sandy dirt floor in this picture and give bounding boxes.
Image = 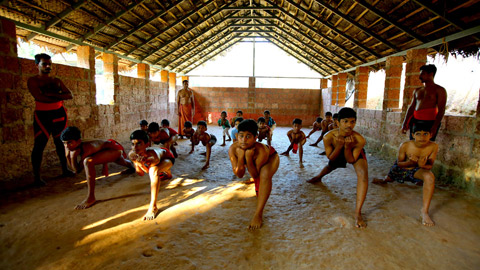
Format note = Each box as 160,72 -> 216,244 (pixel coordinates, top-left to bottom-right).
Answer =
1,126 -> 480,270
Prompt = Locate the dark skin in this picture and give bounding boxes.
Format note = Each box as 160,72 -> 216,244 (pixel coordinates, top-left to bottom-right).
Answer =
280,123 -> 306,168
257,122 -> 271,147
190,125 -> 214,170
309,116 -> 333,146
401,70 -> 447,138
306,120 -> 322,139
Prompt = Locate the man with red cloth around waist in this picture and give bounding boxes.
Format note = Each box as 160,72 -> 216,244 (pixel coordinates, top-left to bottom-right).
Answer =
176,80 -> 195,138
28,53 -> 75,186
401,64 -> 447,141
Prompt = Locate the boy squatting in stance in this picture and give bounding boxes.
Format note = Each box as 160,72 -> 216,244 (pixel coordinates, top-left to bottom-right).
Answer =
190,121 -> 216,170
373,122 -> 439,226
309,112 -> 333,147
228,120 -> 280,230
148,122 -> 178,158
182,121 -> 195,139
280,118 -> 306,168
129,130 -> 176,220
307,108 -> 368,228
305,117 -> 323,139
61,126 -> 135,209
257,117 -> 272,147
218,111 -> 232,146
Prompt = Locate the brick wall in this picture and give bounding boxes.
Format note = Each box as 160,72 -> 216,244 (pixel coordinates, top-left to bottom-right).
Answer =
192,86 -> 322,126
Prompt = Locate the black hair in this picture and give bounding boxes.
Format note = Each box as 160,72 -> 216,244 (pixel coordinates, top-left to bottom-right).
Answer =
197,120 -> 207,128
316,117 -> 323,122
130,130 -> 149,144
412,121 -> 432,134
257,117 -> 266,123
60,126 -> 81,141
332,113 -> 339,120
184,121 -> 193,128
238,119 -> 258,136
292,118 -> 302,125
338,107 -> 357,121
237,110 -> 243,115
264,110 -> 270,115
235,117 -> 244,123
221,111 -> 227,115
139,120 -> 148,126
420,64 -> 437,77
161,119 -> 170,126
148,122 -> 160,132
182,79 -> 189,83
34,53 -> 51,65
325,111 -> 332,117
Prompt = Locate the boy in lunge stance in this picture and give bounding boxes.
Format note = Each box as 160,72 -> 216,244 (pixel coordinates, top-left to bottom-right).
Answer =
228,120 -> 279,230
61,126 -> 134,209
129,130 -> 175,220
280,118 -> 306,168
309,112 -> 333,147
373,122 -> 438,226
306,117 -> 323,139
190,121 -> 216,170
307,108 -> 368,228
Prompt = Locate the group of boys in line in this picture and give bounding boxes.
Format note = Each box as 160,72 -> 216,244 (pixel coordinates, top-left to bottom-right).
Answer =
29,52 -> 444,229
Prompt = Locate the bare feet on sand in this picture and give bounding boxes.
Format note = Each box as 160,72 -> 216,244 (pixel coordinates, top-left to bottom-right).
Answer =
249,214 -> 263,230
309,143 -> 317,147
307,176 -> 322,184
299,162 -> 304,168
75,198 -> 96,210
226,138 -> 232,141
280,151 -> 289,156
220,143 -> 226,146
143,206 -> 158,221
355,214 -> 367,228
421,210 -> 435,226
372,176 -> 393,184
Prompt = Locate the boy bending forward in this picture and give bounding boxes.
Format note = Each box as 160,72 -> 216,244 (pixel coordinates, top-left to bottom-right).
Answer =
373,122 -> 438,226
229,119 -> 279,230
129,130 -> 175,220
307,108 -> 368,228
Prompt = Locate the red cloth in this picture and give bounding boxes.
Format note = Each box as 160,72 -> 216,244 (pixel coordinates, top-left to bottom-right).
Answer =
107,139 -> 127,158
178,103 -> 193,135
35,101 -> 63,111
413,108 -> 438,121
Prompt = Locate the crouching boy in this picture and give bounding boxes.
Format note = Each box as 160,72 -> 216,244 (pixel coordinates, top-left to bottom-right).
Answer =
228,119 -> 279,230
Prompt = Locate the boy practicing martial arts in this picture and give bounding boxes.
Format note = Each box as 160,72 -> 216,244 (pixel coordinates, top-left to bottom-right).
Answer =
257,117 -> 272,147
280,118 -> 306,168
309,112 -> 333,147
373,121 -> 439,226
190,121 -> 216,170
129,130 -> 175,220
228,119 -> 280,230
306,108 -> 368,228
61,126 -> 134,209
182,121 -> 195,139
306,117 -> 323,139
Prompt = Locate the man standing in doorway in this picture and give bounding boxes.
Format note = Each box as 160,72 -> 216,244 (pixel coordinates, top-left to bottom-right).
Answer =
177,80 -> 195,137
401,64 -> 447,141
28,53 -> 74,185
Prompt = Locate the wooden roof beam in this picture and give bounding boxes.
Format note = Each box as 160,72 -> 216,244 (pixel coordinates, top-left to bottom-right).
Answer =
411,0 -> 468,30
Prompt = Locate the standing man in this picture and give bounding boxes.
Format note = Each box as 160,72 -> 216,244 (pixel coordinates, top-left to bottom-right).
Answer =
28,53 -> 74,185
176,80 -> 195,137
401,64 -> 447,141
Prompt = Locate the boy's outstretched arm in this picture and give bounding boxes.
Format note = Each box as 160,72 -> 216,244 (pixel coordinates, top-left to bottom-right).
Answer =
69,149 -> 83,173
202,142 -> 212,170
229,146 -> 246,177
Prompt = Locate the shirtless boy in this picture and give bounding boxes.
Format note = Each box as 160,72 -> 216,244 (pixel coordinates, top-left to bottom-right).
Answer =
183,121 -> 195,139
263,110 -> 277,131
190,121 -> 216,170
373,122 -> 439,226
309,112 -> 333,147
231,117 -> 243,143
257,117 -> 272,147
60,126 -> 134,209
401,64 -> 447,141
148,122 -> 178,158
231,110 -> 243,127
218,111 -> 232,146
307,108 -> 368,228
140,120 -> 148,132
28,53 -> 74,185
328,113 -> 339,131
280,118 -> 307,168
306,117 -> 323,139
129,130 -> 175,221
228,119 -> 279,229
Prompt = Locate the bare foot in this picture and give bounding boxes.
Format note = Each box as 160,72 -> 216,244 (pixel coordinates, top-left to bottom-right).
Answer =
143,206 -> 158,221
220,143 -> 226,146
201,164 -> 209,170
421,211 -> 435,226
307,176 -> 322,183
226,138 -> 232,141
309,143 -> 317,147
355,214 -> 367,228
280,151 -> 289,156
249,214 -> 263,230
299,163 -> 304,168
200,152 -> 206,156
75,198 -> 96,210
372,176 -> 393,184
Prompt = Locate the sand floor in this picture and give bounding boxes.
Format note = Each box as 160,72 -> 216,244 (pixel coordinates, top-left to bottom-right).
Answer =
1,126 -> 479,270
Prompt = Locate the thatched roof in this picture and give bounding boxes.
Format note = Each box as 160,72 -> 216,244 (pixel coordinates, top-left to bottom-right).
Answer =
1,0 -> 479,76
